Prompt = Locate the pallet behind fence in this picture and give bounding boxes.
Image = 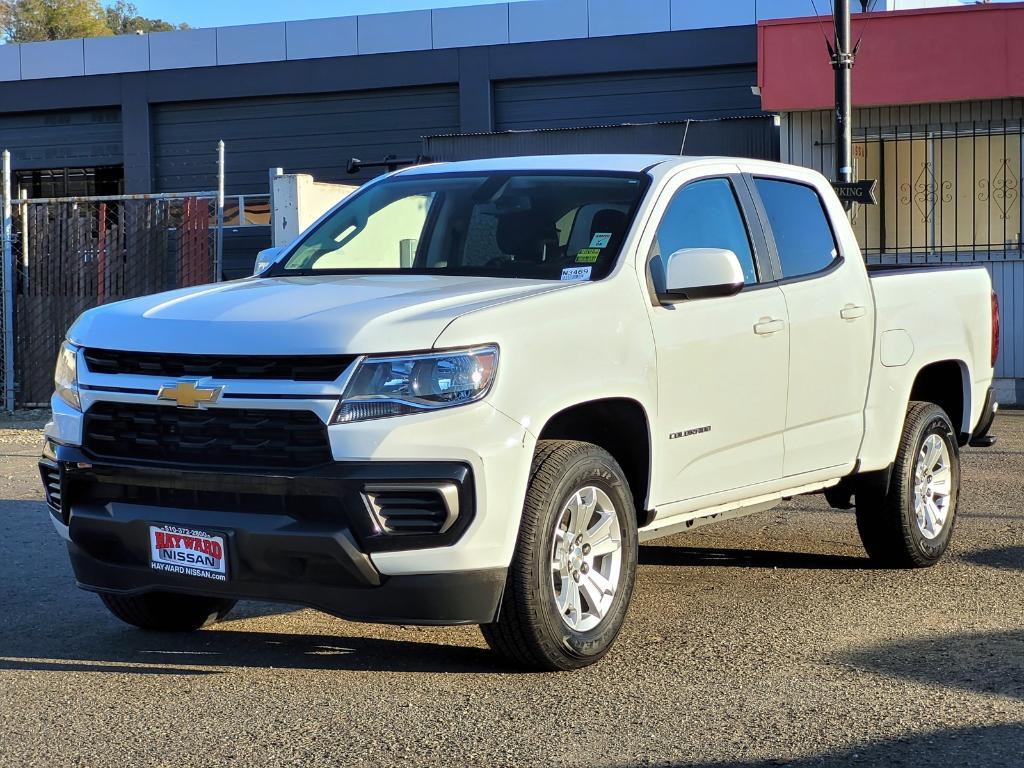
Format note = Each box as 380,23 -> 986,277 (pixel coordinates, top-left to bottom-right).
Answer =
12,197 -> 216,406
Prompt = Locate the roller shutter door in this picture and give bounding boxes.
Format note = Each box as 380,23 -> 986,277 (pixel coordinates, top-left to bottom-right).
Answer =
494,67 -> 759,131
153,86 -> 460,194
0,108 -> 122,169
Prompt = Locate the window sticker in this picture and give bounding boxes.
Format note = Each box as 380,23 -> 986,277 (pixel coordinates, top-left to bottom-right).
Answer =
590,233 -> 612,248
576,248 -> 601,263
560,266 -> 592,282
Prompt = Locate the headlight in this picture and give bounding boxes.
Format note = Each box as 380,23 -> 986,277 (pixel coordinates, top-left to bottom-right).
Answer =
54,341 -> 81,410
332,345 -> 498,424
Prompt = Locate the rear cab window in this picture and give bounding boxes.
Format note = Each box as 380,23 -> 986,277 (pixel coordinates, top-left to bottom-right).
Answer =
753,177 -> 839,280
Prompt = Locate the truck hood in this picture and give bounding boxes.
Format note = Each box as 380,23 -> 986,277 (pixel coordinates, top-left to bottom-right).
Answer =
68,274 -> 567,355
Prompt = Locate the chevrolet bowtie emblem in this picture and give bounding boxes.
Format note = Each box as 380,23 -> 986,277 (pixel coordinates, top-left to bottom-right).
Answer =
157,381 -> 223,409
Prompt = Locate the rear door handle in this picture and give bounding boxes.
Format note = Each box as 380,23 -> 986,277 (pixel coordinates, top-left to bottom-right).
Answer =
840,304 -> 867,320
754,317 -> 785,336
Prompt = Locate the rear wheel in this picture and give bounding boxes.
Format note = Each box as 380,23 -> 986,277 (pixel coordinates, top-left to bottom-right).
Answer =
100,592 -> 236,631
855,401 -> 960,568
481,440 -> 638,671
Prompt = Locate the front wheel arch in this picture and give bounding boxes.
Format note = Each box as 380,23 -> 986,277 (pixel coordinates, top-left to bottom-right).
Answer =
536,397 -> 653,524
481,439 -> 639,670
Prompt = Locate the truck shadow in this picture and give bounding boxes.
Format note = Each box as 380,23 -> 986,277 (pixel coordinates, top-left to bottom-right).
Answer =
0,623 -> 501,676
0,499 -> 503,676
639,545 -> 872,570
959,545 -> 1024,572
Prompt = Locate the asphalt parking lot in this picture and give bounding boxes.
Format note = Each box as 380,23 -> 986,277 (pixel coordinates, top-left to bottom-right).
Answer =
0,414 -> 1021,768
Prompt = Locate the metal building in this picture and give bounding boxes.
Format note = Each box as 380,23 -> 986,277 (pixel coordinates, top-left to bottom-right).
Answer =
0,0 -> 1018,406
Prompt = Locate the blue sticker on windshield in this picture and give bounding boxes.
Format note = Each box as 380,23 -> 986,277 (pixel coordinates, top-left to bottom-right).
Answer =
561,266 -> 592,282
590,233 -> 612,248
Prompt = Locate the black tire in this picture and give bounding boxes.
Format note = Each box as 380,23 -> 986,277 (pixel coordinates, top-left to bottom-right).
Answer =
99,591 -> 236,631
481,440 -> 639,671
855,401 -> 960,568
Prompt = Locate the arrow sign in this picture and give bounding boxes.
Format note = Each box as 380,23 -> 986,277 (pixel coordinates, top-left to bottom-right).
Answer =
832,179 -> 878,205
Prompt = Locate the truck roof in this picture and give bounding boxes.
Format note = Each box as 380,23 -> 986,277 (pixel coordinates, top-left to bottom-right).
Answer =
398,154 -> 724,176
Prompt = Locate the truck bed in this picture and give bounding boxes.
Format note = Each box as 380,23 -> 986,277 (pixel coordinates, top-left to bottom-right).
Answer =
857,262 -> 994,471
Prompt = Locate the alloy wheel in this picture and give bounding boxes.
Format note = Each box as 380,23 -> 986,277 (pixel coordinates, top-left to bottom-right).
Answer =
913,433 -> 953,540
550,485 -> 624,632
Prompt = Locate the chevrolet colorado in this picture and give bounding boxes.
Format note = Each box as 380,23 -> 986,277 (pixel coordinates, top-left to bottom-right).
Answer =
40,155 -> 999,670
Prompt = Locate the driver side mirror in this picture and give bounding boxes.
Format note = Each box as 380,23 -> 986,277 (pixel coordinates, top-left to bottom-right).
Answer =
656,247 -> 745,303
253,246 -> 286,276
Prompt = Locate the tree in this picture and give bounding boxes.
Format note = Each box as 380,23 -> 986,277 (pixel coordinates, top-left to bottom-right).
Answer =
104,0 -> 187,35
0,0 -> 188,43
1,0 -> 109,42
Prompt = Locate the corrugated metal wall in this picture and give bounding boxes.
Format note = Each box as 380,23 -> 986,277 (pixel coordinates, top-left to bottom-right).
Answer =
989,261 -> 1024,381
221,227 -> 276,282
493,67 -> 760,131
423,117 -> 779,162
781,99 -> 1024,380
152,86 -> 461,194
780,100 -> 1024,174
0,108 -> 122,169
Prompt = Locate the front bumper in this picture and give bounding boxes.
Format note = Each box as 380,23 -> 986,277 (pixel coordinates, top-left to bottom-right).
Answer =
41,444 -> 507,625
46,394 -> 536,576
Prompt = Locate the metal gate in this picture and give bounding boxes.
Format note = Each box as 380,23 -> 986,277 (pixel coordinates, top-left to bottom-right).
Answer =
781,100 -> 1024,380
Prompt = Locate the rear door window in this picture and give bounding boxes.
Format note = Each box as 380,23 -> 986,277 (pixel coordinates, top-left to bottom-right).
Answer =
753,178 -> 838,279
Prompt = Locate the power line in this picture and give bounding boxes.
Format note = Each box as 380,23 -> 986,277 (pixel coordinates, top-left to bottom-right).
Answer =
808,0 -> 836,57
853,0 -> 880,55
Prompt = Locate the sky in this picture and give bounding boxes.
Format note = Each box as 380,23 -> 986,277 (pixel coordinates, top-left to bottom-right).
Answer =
130,0 -> 1019,30
131,0 -> 529,28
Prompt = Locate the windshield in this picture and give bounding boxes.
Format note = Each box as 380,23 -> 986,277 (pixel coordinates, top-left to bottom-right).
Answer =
273,171 -> 648,281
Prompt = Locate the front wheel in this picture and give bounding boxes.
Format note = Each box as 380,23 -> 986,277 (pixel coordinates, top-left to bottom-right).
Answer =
855,401 -> 960,568
481,440 -> 638,671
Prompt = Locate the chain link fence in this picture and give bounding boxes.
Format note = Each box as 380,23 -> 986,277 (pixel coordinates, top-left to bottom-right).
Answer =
1,150 -> 226,407
14,194 -> 219,405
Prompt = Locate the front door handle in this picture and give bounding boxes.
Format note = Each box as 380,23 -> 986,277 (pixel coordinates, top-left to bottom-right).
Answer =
840,304 -> 867,320
754,317 -> 785,336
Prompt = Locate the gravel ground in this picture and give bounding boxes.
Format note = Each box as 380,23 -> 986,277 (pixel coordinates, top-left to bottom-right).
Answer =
0,414 -> 1021,767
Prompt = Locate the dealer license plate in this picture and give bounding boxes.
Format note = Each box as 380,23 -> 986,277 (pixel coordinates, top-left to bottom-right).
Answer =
149,524 -> 228,582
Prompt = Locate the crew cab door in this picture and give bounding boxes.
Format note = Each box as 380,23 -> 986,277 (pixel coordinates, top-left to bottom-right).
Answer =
747,175 -> 874,477
644,169 -> 789,505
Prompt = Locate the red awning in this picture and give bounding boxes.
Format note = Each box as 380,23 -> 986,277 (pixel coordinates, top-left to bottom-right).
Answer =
758,2 -> 1024,112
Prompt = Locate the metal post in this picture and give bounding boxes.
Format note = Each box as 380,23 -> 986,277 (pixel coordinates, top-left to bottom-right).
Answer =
215,140 -> 225,282
833,0 -> 854,197
269,167 -> 282,246
18,188 -> 27,291
1,151 -> 14,412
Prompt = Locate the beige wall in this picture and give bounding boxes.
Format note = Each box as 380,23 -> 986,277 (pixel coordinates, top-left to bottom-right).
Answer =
272,174 -> 358,247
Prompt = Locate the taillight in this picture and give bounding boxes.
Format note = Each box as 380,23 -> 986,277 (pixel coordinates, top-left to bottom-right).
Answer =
991,291 -> 1000,369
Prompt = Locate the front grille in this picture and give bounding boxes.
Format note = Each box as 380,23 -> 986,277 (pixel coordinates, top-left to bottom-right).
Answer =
83,402 -> 333,470
40,462 -> 62,518
83,348 -> 355,381
75,478 -> 341,520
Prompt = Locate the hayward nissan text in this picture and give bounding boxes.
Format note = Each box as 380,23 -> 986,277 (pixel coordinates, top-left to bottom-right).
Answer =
40,156 -> 998,670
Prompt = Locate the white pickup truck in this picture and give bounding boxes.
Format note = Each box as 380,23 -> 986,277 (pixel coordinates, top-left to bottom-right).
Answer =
40,155 -> 999,670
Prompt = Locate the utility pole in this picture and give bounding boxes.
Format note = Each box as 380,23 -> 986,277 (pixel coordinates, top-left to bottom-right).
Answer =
833,0 -> 854,192
828,0 -> 877,209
